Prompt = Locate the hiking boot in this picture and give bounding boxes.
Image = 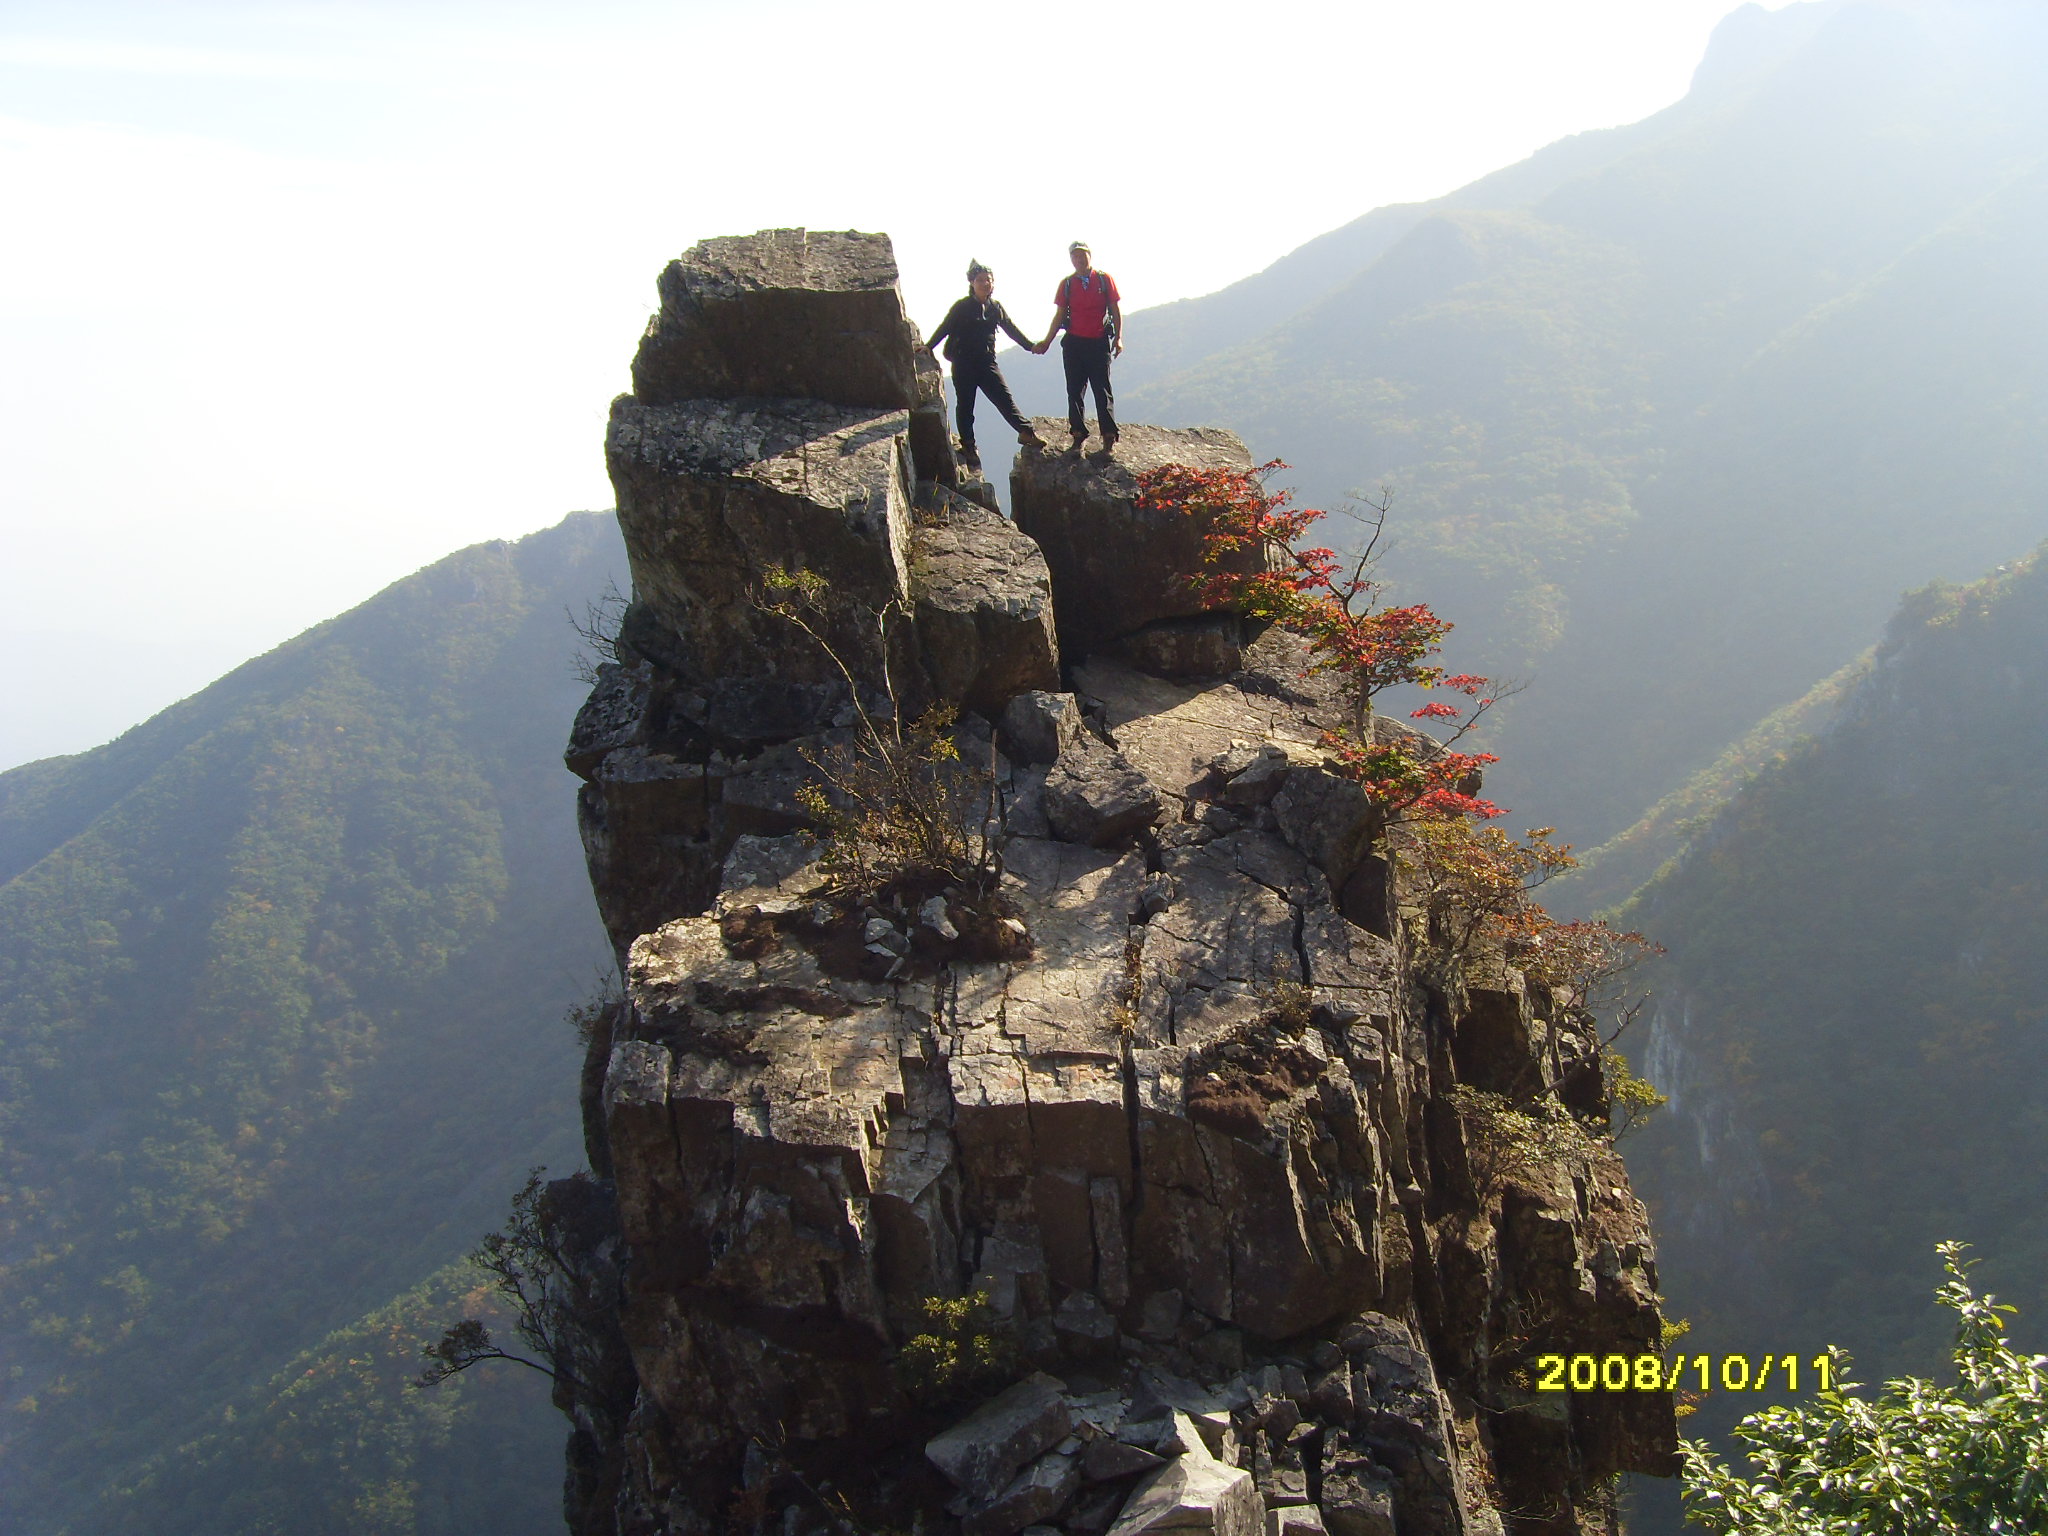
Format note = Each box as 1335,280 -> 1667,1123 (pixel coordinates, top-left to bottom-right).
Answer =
1068,427 -> 1089,451
1100,427 -> 1120,453
959,445 -> 981,472
1018,427 -> 1045,449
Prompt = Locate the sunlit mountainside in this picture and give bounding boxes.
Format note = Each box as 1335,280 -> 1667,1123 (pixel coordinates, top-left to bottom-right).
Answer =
0,513 -> 624,1534
1613,544 -> 2048,1530
1015,0 -> 2048,843
12,1 -> 2048,1529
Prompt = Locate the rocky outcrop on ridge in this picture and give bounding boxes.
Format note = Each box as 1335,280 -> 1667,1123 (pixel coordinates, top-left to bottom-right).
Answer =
1012,425 -> 1267,676
556,229 -> 1677,1536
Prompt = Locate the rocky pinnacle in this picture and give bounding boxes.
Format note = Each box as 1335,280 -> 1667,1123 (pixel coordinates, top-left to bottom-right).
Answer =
556,228 -> 1678,1536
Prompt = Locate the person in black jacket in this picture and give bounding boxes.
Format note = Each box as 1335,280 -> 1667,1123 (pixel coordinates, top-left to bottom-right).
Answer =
925,261 -> 1044,471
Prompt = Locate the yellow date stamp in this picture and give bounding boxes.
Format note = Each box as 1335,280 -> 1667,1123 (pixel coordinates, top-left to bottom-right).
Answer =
1534,1352 -> 1837,1394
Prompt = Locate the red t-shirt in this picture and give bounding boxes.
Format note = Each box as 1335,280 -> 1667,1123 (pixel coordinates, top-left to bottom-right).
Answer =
1057,270 -> 1120,339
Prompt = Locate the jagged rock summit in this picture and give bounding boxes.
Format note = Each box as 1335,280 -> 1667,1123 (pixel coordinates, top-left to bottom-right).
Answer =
557,229 -> 1676,1536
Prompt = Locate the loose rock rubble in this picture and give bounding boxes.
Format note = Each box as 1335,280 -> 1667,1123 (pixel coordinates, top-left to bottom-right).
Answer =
555,230 -> 1677,1536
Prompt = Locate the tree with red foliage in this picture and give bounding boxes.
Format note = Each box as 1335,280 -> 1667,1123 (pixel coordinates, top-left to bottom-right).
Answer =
1135,459 -> 1508,820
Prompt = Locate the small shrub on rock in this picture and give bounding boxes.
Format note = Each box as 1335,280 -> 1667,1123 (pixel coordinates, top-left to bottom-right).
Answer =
1448,1085 -> 1592,1203
757,566 -> 1005,905
1136,460 -> 1508,821
897,1290 -> 1018,1408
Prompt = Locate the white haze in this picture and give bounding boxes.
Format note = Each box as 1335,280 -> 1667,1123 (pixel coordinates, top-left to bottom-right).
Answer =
0,0 -> 1797,770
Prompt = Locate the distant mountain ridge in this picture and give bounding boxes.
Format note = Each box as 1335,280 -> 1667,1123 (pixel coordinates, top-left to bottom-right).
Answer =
0,511 -> 626,1534
1612,542 -> 2048,1529
1016,0 -> 2048,847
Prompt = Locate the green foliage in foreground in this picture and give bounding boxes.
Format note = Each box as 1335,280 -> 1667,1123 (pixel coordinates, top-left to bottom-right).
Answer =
1681,1244 -> 2048,1534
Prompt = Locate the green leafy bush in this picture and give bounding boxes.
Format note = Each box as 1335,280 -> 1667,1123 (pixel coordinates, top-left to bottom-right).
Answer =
760,567 -> 1003,902
1447,1084 -> 1592,1203
896,1290 -> 1018,1407
1681,1243 -> 2048,1533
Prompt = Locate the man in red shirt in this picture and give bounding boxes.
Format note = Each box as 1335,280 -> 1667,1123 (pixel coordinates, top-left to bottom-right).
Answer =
1035,241 -> 1122,453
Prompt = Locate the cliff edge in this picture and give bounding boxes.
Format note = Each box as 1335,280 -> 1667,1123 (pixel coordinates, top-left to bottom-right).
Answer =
556,228 -> 1676,1536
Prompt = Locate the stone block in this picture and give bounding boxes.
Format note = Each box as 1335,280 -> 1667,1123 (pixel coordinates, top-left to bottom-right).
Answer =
565,659 -> 652,779
1106,1414 -> 1264,1536
632,228 -> 920,409
965,1446 -> 1083,1536
1044,734 -> 1164,846
1012,422 -> 1259,662
1117,615 -> 1250,679
1316,1469 -> 1393,1536
607,395 -> 912,691
927,1372 -> 1074,1503
1000,690 -> 1088,766
910,344 -> 961,484
911,491 -> 1061,715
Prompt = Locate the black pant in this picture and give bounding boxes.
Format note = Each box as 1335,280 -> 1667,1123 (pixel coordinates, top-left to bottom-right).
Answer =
1062,334 -> 1115,438
953,362 -> 1028,451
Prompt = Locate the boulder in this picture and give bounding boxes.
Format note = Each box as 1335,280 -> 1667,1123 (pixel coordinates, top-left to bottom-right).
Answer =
955,471 -> 1003,514
565,659 -> 653,778
575,763 -> 720,958
1107,1413 -> 1264,1536
927,1373 -> 1075,1504
1052,1289 -> 1118,1354
1316,1468 -> 1394,1536
632,228 -> 920,409
1011,422 -> 1262,662
910,490 -> 1061,715
999,690 -> 1087,766
965,1446 -> 1084,1536
1044,733 -> 1164,846
1269,1509 -> 1330,1536
607,394 -> 913,691
1084,1438 -> 1167,1483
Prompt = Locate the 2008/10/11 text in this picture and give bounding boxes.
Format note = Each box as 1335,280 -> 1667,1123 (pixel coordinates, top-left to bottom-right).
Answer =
1533,1353 -> 1838,1393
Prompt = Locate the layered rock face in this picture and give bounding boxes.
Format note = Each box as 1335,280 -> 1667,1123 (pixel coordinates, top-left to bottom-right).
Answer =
573,230 -> 1056,949
558,229 -> 1676,1536
1013,426 -> 1267,675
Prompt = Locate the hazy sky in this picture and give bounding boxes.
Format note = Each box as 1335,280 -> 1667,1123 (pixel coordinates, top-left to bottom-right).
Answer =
0,0 -> 1796,770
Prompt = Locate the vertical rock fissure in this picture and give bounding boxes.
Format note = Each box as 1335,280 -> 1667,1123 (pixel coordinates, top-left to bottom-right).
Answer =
1119,920 -> 1147,1223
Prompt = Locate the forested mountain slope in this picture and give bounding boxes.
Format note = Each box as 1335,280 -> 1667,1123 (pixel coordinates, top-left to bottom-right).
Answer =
0,511 -> 625,1533
1013,0 -> 2048,844
1615,545 -> 2048,1514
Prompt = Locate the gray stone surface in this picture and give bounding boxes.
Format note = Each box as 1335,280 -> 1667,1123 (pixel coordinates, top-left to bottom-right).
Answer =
632,228 -> 920,409
607,394 -> 913,692
910,490 -> 1061,715
1012,422 -> 1262,661
1044,733 -> 1164,846
927,1373 -> 1075,1503
1107,1414 -> 1264,1536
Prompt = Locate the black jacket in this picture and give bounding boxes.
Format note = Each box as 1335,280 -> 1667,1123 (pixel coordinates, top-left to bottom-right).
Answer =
927,296 -> 1034,370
